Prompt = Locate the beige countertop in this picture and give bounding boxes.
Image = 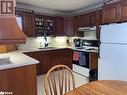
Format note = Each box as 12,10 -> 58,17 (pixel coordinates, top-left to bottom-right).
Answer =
0,51 -> 39,70
0,46 -> 98,70
22,46 -> 98,53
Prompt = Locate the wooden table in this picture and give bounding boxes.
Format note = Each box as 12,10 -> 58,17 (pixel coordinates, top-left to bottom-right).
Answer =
64,80 -> 127,95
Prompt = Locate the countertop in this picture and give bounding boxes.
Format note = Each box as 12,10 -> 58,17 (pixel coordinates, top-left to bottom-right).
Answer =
0,46 -> 98,70
22,46 -> 98,53
0,51 -> 39,70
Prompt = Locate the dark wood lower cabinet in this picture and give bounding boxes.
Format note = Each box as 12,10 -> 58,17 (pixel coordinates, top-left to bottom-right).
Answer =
24,51 -> 40,75
0,65 -> 37,95
89,52 -> 98,70
24,49 -> 73,75
89,52 -> 98,82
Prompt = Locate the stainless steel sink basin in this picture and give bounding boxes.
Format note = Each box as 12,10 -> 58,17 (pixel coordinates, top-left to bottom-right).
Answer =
38,47 -> 56,50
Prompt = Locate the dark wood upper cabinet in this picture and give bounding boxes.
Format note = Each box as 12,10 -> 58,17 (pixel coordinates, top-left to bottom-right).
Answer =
102,0 -> 127,24
78,14 -> 83,27
89,11 -> 96,27
102,2 -> 120,24
96,9 -> 103,26
89,10 -> 102,27
35,14 -> 55,36
16,10 -> 35,37
54,16 -> 64,36
120,0 -> 127,22
15,7 -> 103,37
78,14 -> 90,27
64,17 -> 74,36
77,10 -> 102,28
83,13 -> 90,27
73,16 -> 84,37
73,16 -> 79,36
34,14 -> 45,37
23,12 -> 35,37
45,16 -> 55,36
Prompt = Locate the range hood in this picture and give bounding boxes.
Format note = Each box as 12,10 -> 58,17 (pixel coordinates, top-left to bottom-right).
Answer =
0,0 -> 27,44
77,26 -> 96,32
0,18 -> 27,44
77,27 -> 90,32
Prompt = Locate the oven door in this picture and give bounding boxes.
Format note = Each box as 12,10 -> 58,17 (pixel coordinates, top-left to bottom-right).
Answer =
73,50 -> 90,77
73,64 -> 90,77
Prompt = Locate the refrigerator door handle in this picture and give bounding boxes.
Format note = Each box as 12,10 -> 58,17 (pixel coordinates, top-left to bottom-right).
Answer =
98,41 -> 101,58
98,26 -> 101,58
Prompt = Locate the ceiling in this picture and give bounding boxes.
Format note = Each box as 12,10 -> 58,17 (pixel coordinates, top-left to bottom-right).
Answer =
16,0 -> 105,11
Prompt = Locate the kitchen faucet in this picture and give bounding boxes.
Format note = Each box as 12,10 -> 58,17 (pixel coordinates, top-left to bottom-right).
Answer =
44,32 -> 52,48
44,32 -> 48,48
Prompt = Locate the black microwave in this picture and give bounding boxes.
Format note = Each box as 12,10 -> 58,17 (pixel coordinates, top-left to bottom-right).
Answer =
82,40 -> 99,47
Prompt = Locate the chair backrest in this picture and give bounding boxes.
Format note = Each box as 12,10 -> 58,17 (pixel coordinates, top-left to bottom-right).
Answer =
44,65 -> 75,95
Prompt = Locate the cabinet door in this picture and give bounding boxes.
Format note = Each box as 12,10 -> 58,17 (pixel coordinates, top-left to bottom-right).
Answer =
73,16 -> 84,37
40,49 -> 73,73
45,16 -> 55,36
83,13 -> 90,27
120,0 -> 127,21
89,11 -> 96,27
54,17 -> 64,36
102,2 -> 120,24
64,49 -> 73,69
78,14 -> 84,27
24,52 -> 41,75
34,14 -> 45,37
64,17 -> 73,36
40,51 -> 52,74
0,65 -> 37,95
73,16 -> 79,36
89,10 -> 102,27
23,12 -> 35,37
89,52 -> 98,69
96,10 -> 103,26
78,13 -> 90,27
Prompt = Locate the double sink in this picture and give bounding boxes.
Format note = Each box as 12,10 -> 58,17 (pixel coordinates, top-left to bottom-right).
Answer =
38,47 -> 57,50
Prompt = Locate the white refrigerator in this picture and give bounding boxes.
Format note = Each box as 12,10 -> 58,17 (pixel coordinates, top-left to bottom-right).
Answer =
98,23 -> 127,81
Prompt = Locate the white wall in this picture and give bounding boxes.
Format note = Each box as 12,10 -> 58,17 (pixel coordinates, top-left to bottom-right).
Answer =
84,31 -> 97,40
18,35 -> 96,51
18,37 -> 71,50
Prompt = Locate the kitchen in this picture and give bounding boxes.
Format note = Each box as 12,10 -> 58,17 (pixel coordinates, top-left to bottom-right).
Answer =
0,0 -> 127,95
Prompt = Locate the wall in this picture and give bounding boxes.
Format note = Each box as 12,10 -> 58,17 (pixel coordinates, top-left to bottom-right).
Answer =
18,37 -> 74,50
18,35 -> 96,51
84,31 -> 97,40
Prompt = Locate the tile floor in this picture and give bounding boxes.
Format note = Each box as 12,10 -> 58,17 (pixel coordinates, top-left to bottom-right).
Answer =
37,71 -> 89,95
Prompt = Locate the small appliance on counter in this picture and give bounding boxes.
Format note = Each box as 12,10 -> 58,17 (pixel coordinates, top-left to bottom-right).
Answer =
73,38 -> 82,48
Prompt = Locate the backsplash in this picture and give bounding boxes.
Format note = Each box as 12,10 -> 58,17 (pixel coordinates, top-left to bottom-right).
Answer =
18,37 -> 75,50
18,36 -> 96,51
84,31 -> 96,40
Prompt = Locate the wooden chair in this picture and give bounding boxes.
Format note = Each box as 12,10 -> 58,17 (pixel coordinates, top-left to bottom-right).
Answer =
44,65 -> 75,95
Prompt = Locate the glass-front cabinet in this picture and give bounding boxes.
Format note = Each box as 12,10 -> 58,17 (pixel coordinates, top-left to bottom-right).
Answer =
35,14 -> 54,37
